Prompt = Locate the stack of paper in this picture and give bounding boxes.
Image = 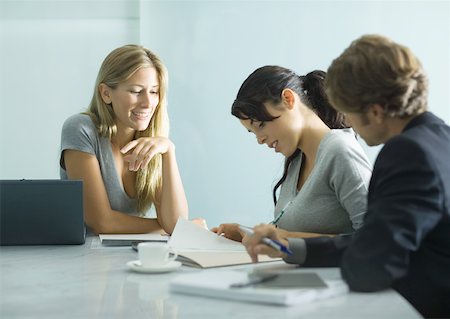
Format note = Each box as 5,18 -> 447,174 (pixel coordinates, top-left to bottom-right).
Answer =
170,269 -> 349,306
168,219 -> 280,268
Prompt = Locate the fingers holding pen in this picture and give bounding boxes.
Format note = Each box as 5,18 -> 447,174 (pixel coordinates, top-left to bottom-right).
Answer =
214,223 -> 291,262
241,234 -> 259,263
242,224 -> 288,261
241,223 -> 268,262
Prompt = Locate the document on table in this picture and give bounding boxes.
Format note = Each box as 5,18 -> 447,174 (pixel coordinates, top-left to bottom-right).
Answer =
99,233 -> 169,246
170,268 -> 349,306
168,218 -> 280,268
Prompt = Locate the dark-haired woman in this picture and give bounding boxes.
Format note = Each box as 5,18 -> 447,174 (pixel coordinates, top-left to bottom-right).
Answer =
211,66 -> 372,241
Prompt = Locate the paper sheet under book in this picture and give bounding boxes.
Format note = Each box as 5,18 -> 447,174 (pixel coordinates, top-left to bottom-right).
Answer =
170,269 -> 349,306
99,233 -> 169,246
168,218 -> 280,268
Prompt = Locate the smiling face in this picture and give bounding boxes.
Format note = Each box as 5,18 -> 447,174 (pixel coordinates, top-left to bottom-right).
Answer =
239,99 -> 304,157
100,67 -> 160,134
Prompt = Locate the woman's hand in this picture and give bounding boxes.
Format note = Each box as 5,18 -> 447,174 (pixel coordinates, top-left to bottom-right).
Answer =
121,137 -> 173,171
241,224 -> 289,262
210,223 -> 243,242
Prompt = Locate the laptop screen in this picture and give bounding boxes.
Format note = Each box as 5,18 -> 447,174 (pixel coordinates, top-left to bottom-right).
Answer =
0,179 -> 85,245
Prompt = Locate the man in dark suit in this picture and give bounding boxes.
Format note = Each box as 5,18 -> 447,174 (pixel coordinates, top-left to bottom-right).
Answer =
242,35 -> 450,318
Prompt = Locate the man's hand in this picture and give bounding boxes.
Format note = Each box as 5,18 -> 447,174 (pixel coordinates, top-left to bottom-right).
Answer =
241,224 -> 289,262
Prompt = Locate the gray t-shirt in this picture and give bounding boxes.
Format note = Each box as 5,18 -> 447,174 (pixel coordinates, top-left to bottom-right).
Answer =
59,113 -> 139,216
274,128 -> 372,234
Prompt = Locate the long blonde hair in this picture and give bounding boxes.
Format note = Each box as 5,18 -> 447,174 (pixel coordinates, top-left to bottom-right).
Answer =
86,44 -> 169,213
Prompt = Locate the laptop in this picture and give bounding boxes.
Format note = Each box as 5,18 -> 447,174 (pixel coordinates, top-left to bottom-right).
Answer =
0,179 -> 85,245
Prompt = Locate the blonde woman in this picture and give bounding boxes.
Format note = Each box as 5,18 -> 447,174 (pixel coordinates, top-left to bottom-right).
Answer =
60,45 -> 188,234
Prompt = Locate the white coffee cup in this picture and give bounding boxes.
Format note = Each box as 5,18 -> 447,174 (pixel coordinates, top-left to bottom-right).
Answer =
137,242 -> 177,268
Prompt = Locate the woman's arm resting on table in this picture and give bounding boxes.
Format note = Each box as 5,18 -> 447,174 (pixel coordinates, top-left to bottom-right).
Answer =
64,150 -> 165,234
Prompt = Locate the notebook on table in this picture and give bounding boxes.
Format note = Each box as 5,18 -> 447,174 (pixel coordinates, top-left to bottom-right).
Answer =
170,267 -> 349,306
100,233 -> 169,246
0,179 -> 85,245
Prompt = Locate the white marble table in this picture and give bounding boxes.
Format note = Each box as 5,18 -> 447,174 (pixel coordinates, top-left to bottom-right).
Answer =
0,236 -> 422,319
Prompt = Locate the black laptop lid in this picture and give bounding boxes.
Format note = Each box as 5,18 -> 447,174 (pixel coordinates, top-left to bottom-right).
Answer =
0,179 -> 85,245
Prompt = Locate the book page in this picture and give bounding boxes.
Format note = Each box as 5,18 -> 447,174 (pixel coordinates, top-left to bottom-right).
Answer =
168,218 -> 245,251
168,218 -> 280,268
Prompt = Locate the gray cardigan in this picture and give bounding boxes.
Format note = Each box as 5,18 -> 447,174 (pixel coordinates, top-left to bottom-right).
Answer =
274,128 -> 372,234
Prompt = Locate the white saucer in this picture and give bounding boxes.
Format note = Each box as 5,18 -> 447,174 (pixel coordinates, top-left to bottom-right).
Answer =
126,260 -> 182,273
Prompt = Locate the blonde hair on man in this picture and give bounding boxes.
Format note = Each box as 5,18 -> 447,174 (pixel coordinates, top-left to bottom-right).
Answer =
325,34 -> 428,118
86,44 -> 169,213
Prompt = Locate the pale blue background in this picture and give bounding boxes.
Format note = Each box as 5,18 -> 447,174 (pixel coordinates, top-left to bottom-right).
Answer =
1,0 -> 449,227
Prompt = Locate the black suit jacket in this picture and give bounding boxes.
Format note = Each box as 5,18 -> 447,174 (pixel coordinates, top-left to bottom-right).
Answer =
302,112 -> 450,318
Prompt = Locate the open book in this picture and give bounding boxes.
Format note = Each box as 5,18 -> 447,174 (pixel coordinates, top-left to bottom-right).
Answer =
170,267 -> 349,306
168,218 -> 280,268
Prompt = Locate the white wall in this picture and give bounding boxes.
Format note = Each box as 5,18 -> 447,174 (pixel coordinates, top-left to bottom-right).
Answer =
0,0 -> 140,178
140,0 -> 450,226
1,0 -> 449,228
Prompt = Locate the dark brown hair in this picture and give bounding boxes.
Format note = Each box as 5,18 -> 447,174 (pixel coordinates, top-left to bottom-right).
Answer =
232,65 -> 348,205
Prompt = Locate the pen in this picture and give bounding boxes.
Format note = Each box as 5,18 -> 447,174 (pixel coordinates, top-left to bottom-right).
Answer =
229,273 -> 278,288
270,200 -> 293,225
238,225 -> 293,256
